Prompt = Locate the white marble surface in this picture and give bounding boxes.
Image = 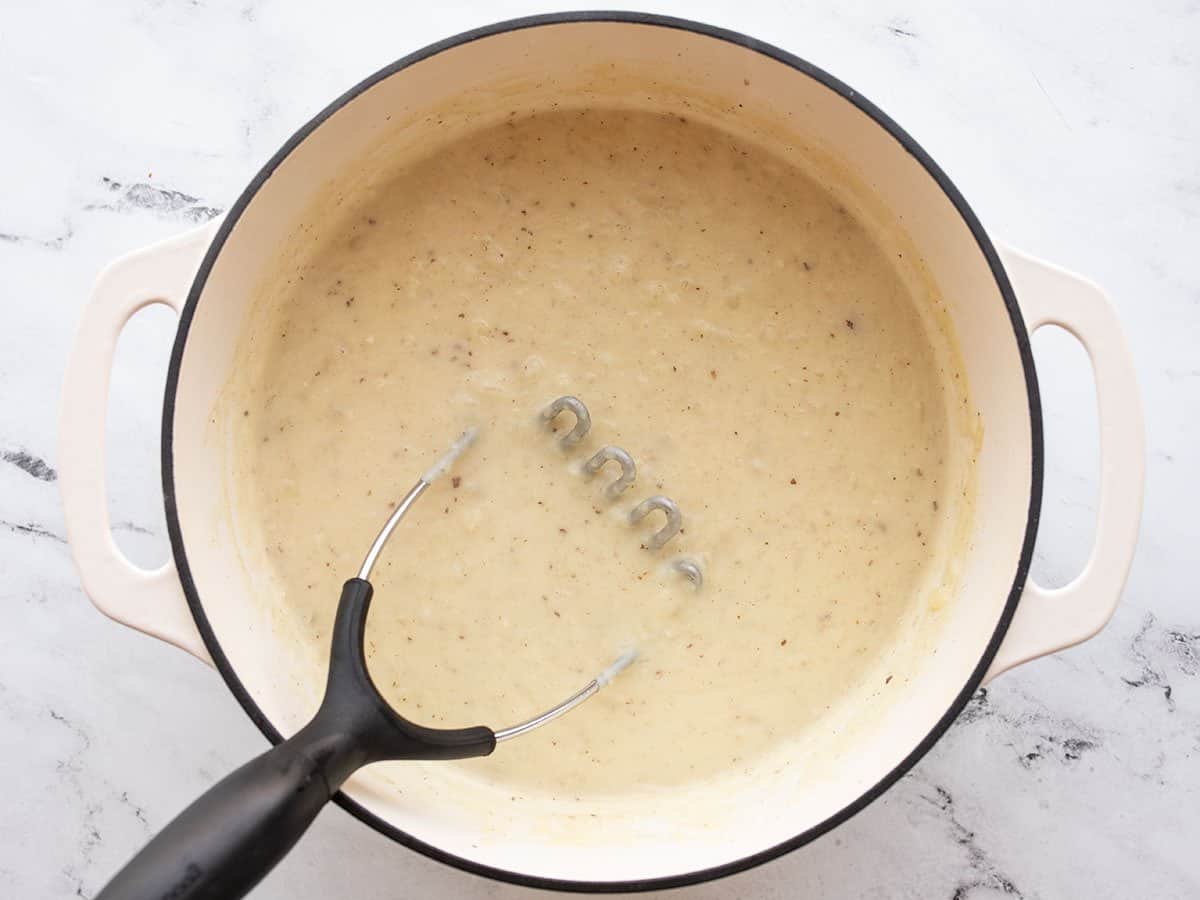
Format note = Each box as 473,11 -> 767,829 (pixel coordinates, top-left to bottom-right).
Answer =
2,1 -> 1196,897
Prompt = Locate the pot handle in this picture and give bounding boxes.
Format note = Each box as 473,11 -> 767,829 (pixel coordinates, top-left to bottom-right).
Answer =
985,246 -> 1144,681
59,223 -> 220,665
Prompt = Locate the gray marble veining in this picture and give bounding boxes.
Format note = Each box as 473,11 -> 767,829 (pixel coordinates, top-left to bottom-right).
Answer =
1,1 -> 1196,898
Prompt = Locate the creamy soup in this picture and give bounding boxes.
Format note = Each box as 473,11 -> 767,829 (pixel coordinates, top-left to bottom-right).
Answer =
227,108 -> 973,798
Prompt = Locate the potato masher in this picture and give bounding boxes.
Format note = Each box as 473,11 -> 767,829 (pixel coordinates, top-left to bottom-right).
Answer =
94,428 -> 635,900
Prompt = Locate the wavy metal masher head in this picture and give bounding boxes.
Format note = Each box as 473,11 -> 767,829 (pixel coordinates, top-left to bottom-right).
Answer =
359,427 -> 638,742
539,394 -> 705,589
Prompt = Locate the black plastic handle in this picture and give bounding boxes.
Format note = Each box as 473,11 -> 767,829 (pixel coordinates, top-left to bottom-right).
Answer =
96,579 -> 495,900
94,725 -> 341,900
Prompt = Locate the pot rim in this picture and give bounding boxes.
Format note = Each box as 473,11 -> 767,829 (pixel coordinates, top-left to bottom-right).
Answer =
161,10 -> 1044,893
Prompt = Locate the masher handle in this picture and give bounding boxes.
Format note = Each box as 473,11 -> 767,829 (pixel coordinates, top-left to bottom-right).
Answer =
94,725 -> 339,900
94,580 -> 496,899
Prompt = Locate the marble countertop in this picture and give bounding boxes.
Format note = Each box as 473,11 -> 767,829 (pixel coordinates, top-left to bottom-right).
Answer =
2,2 -> 1196,897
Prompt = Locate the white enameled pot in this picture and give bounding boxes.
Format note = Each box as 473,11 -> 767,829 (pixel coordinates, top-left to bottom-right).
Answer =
59,13 -> 1144,892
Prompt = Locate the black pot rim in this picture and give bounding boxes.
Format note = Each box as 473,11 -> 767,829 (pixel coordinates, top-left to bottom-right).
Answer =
162,10 -> 1043,894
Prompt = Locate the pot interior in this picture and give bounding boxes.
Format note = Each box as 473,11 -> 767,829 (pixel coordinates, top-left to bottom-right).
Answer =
170,19 -> 1034,885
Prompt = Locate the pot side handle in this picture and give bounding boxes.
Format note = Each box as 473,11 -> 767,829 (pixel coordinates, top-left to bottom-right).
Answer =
59,223 -> 221,665
985,246 -> 1145,681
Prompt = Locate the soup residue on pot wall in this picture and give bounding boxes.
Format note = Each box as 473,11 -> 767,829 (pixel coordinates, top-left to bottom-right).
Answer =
222,107 -> 977,799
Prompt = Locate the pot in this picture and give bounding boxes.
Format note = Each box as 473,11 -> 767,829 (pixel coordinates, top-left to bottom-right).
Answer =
59,12 -> 1144,892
